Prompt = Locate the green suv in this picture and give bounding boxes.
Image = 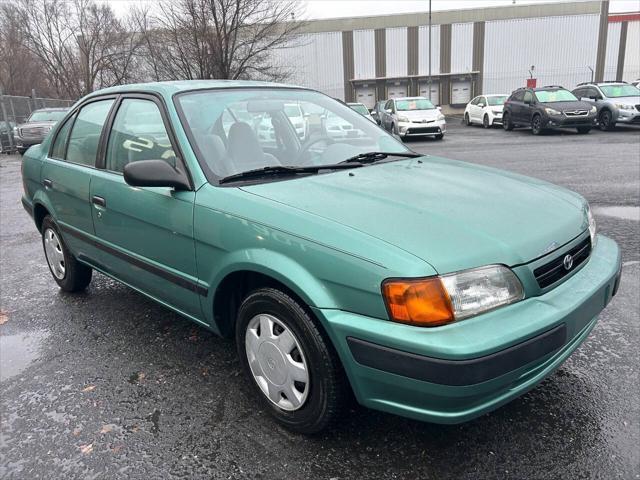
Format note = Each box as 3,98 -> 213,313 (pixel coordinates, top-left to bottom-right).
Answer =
21,81 -> 622,433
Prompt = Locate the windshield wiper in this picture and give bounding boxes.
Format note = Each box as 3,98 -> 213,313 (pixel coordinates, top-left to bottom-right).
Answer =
339,151 -> 422,165
219,163 -> 363,184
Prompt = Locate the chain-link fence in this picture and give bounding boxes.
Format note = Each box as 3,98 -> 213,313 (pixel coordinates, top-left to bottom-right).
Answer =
1,94 -> 75,154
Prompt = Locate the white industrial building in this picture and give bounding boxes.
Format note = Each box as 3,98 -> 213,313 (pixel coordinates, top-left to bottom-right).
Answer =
271,1 -> 640,109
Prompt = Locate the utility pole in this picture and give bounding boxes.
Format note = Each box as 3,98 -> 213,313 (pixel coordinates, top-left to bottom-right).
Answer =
428,0 -> 432,101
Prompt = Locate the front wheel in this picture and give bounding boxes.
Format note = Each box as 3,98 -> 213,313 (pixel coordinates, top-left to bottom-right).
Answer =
577,126 -> 591,134
464,113 -> 471,126
236,288 -> 347,434
531,115 -> 544,135
599,110 -> 614,131
503,112 -> 514,131
434,133 -> 444,140
483,114 -> 491,129
41,216 -> 92,292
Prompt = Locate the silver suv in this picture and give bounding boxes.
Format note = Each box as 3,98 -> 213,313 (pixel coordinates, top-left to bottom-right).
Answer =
14,108 -> 68,154
572,82 -> 640,130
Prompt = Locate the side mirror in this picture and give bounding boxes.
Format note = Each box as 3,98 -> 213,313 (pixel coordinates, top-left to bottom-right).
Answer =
124,160 -> 190,190
478,103 -> 485,108
437,106 -> 442,111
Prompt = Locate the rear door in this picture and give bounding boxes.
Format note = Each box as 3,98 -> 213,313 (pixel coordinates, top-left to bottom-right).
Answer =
41,97 -> 115,261
522,90 -> 535,123
90,94 -> 202,319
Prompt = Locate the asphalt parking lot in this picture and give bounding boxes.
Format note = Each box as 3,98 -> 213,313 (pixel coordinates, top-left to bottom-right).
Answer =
1,121 -> 639,479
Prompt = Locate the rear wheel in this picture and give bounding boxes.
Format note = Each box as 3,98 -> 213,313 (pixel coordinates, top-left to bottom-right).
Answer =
531,115 -> 544,135
599,110 -> 614,131
41,216 -> 92,292
503,112 -> 514,131
464,113 -> 471,126
483,114 -> 491,128
236,288 -> 347,434
577,126 -> 591,134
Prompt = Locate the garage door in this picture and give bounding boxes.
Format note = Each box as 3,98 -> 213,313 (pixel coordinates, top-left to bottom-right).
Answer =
419,82 -> 440,106
387,84 -> 408,99
451,81 -> 471,105
355,86 -> 376,109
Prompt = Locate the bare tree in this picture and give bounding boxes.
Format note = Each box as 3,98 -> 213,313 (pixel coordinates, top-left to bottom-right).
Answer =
133,0 -> 304,82
14,0 -> 144,98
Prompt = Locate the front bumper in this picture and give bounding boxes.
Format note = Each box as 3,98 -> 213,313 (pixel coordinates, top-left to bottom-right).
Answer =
314,234 -> 621,424
615,108 -> 640,124
544,113 -> 596,129
398,119 -> 446,137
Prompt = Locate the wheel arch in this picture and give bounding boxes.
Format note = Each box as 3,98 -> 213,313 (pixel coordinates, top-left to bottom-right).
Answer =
31,194 -> 55,232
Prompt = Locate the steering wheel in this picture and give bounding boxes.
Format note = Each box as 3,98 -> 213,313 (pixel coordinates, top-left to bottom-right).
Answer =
296,135 -> 335,165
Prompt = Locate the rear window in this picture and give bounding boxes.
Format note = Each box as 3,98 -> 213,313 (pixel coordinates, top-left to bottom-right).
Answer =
28,110 -> 67,122
534,89 -> 577,103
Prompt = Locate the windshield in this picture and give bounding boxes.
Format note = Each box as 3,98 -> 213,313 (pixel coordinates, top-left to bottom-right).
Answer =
349,104 -> 369,115
175,88 -> 409,182
396,98 -> 435,111
534,90 -> 577,103
487,96 -> 507,106
600,84 -> 640,98
27,110 -> 67,122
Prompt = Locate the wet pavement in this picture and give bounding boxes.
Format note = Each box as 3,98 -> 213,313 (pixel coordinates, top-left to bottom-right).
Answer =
1,122 -> 639,479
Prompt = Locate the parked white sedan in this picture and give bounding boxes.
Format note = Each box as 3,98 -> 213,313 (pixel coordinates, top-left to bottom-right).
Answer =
464,94 -> 508,128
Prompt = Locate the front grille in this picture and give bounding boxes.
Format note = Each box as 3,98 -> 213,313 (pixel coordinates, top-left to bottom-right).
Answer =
534,237 -> 591,289
563,110 -> 589,117
19,126 -> 48,137
407,126 -> 440,134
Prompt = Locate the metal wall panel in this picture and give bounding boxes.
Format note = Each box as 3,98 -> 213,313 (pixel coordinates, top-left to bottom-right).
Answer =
604,21 -> 621,80
451,23 -> 474,73
353,29 -> 376,79
386,27 -> 408,77
268,32 -> 345,99
623,20 -> 640,81
483,14 -> 599,95
418,25 -> 441,75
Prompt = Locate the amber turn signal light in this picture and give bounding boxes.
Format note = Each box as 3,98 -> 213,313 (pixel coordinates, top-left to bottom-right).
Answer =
381,278 -> 455,327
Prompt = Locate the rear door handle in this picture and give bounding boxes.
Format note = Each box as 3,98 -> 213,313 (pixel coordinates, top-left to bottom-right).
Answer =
43,178 -> 52,188
91,195 -> 106,208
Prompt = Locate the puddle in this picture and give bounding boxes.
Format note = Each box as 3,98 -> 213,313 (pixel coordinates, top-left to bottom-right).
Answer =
0,330 -> 48,381
592,206 -> 640,222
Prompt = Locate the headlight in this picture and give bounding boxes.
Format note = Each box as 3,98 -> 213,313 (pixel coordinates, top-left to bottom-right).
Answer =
382,265 -> 524,327
437,113 -> 445,121
492,109 -> 501,114
545,107 -> 561,115
397,116 -> 410,123
587,205 -> 597,246
615,103 -> 634,110
590,106 -> 597,113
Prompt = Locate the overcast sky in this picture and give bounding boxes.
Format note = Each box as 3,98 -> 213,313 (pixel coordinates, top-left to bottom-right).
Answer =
105,0 -> 640,19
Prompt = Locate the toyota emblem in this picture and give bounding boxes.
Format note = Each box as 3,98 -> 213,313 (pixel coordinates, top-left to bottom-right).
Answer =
563,254 -> 574,270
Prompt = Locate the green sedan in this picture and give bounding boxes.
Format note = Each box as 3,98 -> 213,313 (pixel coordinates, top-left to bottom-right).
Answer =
21,81 -> 622,434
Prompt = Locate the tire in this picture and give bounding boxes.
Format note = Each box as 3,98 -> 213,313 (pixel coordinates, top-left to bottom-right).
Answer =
434,133 -> 444,140
483,114 -> 491,129
236,287 -> 347,434
531,114 -> 544,135
464,113 -> 471,126
599,110 -> 614,131
577,126 -> 591,134
503,112 -> 514,131
41,216 -> 92,292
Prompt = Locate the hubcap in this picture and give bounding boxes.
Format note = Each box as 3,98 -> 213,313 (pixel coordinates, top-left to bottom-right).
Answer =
43,228 -> 65,279
245,314 -> 309,411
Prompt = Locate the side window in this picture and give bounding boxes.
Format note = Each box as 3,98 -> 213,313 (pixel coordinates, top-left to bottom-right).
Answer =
50,113 -> 75,159
384,100 -> 393,111
523,91 -> 533,104
511,91 -> 523,102
66,100 -> 114,167
105,99 -> 177,173
470,96 -> 479,105
478,96 -> 487,106
573,88 -> 584,99
589,87 -> 602,99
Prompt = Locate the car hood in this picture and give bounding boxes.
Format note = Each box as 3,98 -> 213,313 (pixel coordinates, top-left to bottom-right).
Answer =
607,96 -> 640,105
241,157 -> 587,273
538,100 -> 592,112
16,121 -> 57,129
398,109 -> 440,121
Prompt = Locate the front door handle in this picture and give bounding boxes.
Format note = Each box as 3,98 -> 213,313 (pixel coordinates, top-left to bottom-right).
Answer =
92,195 -> 106,208
43,178 -> 52,188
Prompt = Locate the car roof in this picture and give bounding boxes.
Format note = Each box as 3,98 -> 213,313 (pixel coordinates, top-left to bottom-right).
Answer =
31,107 -> 68,112
347,102 -> 366,106
90,80 -> 308,98
483,93 -> 509,97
